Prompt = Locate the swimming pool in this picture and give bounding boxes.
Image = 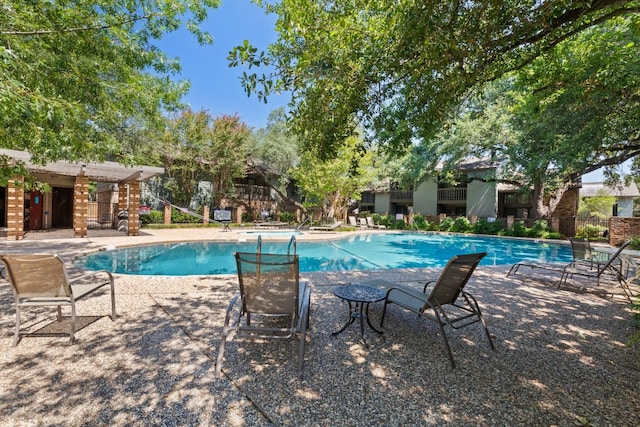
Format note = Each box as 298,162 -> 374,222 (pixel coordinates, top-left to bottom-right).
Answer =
76,233 -> 573,276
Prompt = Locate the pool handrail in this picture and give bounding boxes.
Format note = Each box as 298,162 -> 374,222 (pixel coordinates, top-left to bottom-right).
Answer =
296,216 -> 312,230
287,235 -> 297,256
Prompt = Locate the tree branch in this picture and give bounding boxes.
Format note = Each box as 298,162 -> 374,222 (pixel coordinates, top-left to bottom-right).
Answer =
1,13 -> 157,36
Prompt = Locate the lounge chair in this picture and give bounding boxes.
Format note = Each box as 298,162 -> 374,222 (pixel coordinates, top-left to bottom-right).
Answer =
506,237 -> 590,278
0,254 -> 116,346
379,252 -> 494,368
216,252 -> 311,379
309,221 -> 343,232
559,241 -> 634,302
366,216 -> 386,229
348,216 -> 365,228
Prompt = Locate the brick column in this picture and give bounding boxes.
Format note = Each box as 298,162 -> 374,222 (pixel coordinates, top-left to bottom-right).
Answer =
73,175 -> 89,237
164,203 -> 171,225
6,176 -> 24,240
117,183 -> 128,213
127,181 -> 140,236
235,206 -> 244,224
202,206 -> 210,224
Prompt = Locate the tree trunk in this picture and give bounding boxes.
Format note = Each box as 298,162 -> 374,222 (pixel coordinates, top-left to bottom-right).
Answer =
530,176 -> 549,220
530,176 -> 572,220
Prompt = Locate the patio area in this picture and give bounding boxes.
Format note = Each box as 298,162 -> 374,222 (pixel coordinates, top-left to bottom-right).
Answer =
0,229 -> 638,426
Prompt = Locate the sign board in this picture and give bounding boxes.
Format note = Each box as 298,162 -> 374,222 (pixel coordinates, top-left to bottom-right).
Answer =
214,209 -> 232,222
395,213 -> 404,221
139,205 -> 151,215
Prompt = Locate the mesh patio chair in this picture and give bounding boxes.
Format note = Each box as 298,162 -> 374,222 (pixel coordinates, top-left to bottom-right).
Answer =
216,252 -> 311,379
0,254 -> 115,346
507,237 -> 602,278
379,252 -> 494,368
560,241 -> 634,302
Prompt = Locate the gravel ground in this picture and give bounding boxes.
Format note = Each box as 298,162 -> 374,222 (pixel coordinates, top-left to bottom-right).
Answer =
0,229 -> 638,426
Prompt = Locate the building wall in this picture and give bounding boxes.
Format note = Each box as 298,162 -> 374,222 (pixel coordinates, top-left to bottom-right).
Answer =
374,193 -> 391,214
466,179 -> 497,218
617,198 -> 634,217
551,188 -> 579,218
413,180 -> 438,216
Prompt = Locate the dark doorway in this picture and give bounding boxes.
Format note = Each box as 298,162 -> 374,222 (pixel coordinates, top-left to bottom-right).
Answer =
51,187 -> 73,228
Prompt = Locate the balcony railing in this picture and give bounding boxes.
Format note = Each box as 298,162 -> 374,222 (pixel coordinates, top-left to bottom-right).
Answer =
390,190 -> 413,203
234,184 -> 272,201
438,188 -> 467,201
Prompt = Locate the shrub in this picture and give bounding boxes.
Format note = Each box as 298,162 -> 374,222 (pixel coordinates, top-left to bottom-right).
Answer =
241,211 -> 254,223
413,214 -> 429,230
279,211 -> 295,223
172,208 -> 199,224
528,219 -> 549,236
140,210 -> 164,225
502,220 -> 528,237
438,217 -> 455,232
473,219 -> 504,235
630,236 -> 640,251
451,216 -> 473,233
576,224 -> 604,239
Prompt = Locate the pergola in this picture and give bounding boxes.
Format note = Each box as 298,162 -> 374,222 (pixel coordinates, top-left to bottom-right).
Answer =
0,149 -> 164,240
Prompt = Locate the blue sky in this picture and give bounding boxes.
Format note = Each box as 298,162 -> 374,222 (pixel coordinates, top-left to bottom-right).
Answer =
157,0 -> 288,130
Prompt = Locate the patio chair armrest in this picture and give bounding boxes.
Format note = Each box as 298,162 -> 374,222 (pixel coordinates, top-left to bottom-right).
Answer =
423,280 -> 435,293
223,291 -> 242,329
68,269 -> 114,286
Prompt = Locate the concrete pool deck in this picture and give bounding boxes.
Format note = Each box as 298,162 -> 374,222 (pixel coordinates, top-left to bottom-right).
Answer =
0,228 -> 638,426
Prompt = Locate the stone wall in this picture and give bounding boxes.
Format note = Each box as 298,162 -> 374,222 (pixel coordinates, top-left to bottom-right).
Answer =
609,217 -> 640,246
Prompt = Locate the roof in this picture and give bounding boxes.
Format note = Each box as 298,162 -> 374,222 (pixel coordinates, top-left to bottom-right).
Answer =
0,149 -> 164,183
580,181 -> 640,198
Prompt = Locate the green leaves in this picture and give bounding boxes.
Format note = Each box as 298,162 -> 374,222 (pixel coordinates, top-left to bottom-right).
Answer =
0,0 -> 219,166
233,0 -> 640,158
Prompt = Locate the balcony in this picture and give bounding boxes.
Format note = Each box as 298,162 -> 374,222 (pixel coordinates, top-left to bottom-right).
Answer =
234,184 -> 272,201
438,188 -> 467,201
390,190 -> 413,203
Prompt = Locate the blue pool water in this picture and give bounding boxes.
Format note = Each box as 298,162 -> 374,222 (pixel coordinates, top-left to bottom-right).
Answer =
76,233 -> 573,276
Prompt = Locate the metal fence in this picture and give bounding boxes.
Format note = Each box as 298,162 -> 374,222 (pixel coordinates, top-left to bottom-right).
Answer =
87,201 -> 118,229
557,217 -> 609,238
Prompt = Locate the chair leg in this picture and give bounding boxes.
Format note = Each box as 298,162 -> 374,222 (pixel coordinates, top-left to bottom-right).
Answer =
110,278 -> 116,321
13,306 -> 21,347
216,294 -> 241,377
463,292 -> 496,351
432,309 -> 456,369
379,299 -> 389,328
69,302 -> 76,344
298,306 -> 309,380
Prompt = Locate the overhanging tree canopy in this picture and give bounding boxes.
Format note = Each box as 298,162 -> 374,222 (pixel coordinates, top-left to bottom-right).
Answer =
232,0 -> 640,158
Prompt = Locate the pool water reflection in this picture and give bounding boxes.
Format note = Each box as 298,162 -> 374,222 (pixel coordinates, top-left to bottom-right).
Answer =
76,232 -> 573,276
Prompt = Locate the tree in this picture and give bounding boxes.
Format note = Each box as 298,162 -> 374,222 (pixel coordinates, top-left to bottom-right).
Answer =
405,15 -> 640,219
0,0 -> 220,170
248,107 -> 306,212
152,109 -> 250,208
578,191 -> 617,219
292,134 -> 374,220
204,114 -> 252,207
231,0 -> 639,158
